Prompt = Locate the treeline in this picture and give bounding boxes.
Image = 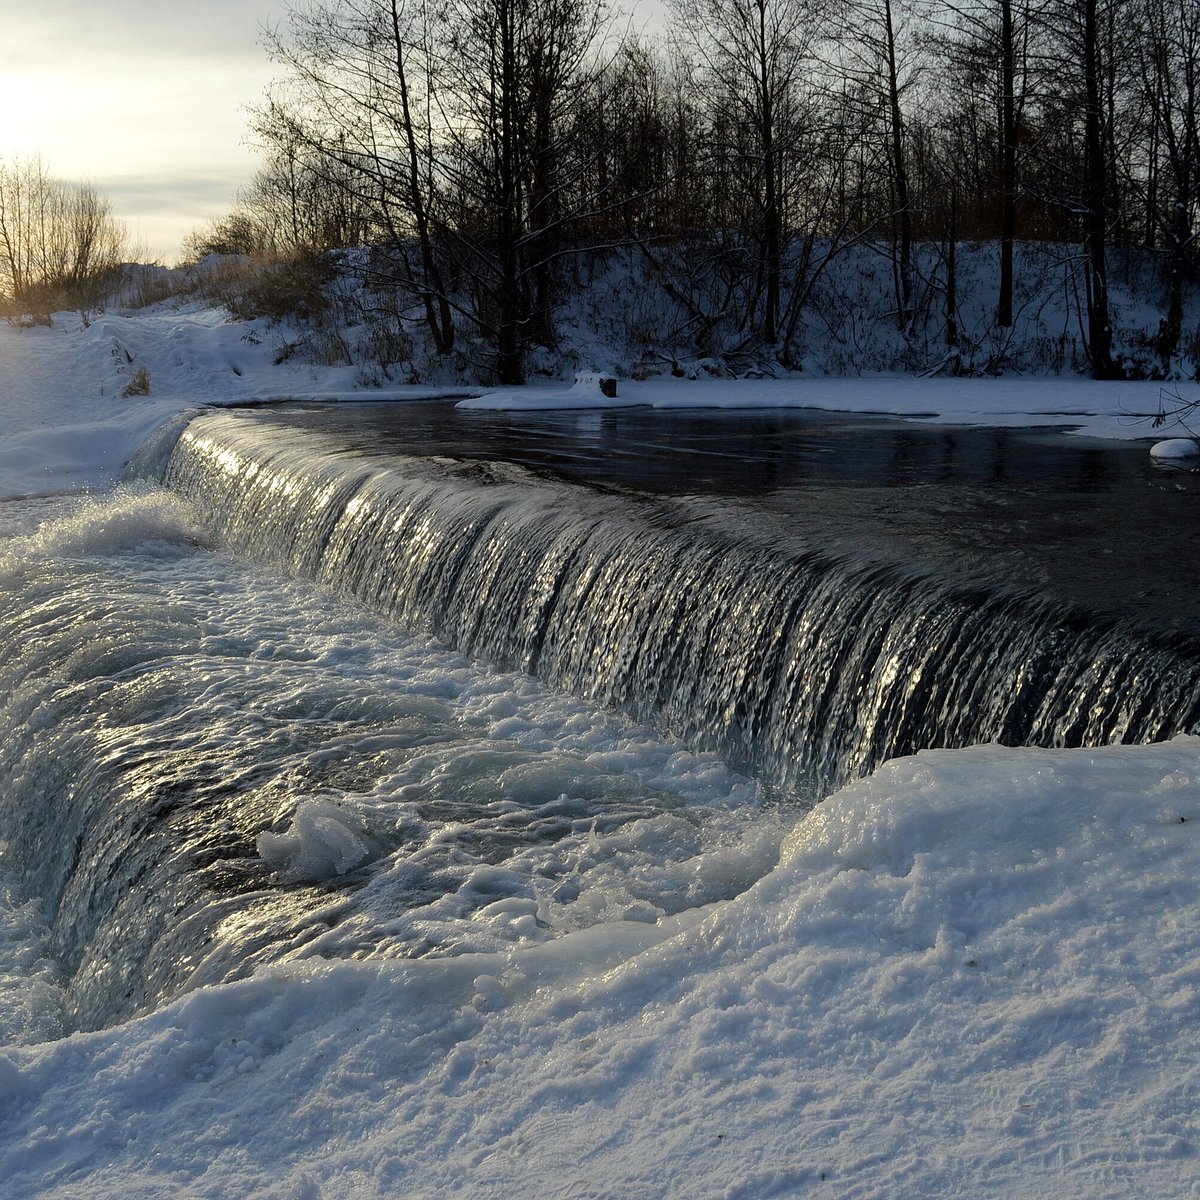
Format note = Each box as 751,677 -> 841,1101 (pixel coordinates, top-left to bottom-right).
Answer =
186,0 -> 1200,381
0,156 -> 128,322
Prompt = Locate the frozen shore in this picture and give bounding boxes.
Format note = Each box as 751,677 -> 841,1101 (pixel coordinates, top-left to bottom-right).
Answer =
1,305 -> 1198,1198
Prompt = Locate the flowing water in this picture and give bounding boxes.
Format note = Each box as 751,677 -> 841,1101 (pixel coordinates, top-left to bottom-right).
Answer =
2,403 -> 1197,1036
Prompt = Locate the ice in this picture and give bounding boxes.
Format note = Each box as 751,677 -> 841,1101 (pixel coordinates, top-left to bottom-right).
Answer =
256,799 -> 375,881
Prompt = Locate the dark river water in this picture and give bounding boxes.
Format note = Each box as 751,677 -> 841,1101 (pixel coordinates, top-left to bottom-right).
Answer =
235,401 -> 1200,640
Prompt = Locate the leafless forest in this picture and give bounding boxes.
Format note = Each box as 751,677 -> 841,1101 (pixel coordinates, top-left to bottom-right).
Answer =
6,0 -> 1200,383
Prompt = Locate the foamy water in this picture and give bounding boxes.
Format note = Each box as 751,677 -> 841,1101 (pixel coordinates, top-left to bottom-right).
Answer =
3,483 -> 1200,1200
0,486 -> 773,1033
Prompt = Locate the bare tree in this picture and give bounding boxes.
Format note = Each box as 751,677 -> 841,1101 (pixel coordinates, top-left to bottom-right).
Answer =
182,0 -> 1198,376
670,0 -> 826,346
1130,0 -> 1200,368
436,0 -> 610,380
0,156 -> 126,320
932,0 -> 1039,327
1025,0 -> 1129,376
829,0 -> 920,331
261,0 -> 456,353
262,0 -> 613,382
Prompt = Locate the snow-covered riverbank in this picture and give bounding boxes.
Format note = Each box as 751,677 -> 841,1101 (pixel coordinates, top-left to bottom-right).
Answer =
1,305 -> 1193,499
1,305 -> 1198,1198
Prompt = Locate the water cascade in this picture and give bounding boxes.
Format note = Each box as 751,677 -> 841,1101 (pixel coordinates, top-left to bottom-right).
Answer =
4,407 -> 1198,1033
165,411 -> 1200,795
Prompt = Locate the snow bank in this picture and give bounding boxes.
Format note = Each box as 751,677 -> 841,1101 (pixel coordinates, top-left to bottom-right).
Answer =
0,307 -> 459,499
0,400 -> 203,500
1151,438 -> 1200,460
457,372 -> 631,411
2,739 -> 1198,1198
461,374 -> 1197,441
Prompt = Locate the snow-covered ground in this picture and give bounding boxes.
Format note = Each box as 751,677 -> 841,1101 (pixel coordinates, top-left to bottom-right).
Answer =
1,306 -> 1199,1198
461,373 -> 1198,436
1,305 -> 1195,499
0,306 -> 465,500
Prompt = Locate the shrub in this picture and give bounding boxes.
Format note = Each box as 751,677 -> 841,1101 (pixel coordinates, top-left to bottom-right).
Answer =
122,367 -> 151,397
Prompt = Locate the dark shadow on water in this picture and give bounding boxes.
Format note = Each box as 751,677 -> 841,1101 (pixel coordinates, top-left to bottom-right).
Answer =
229,400 -> 1200,638
244,400 -> 1179,496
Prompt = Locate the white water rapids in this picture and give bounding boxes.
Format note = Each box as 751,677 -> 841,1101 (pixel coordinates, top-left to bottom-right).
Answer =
0,485 -> 774,1034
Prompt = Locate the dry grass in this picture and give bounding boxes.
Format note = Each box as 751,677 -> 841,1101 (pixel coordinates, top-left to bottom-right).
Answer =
122,366 -> 151,397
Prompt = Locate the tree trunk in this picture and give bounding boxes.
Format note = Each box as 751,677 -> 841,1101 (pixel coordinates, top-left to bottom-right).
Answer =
1083,0 -> 1115,378
390,0 -> 454,354
998,0 -> 1017,327
946,184 -> 959,349
759,0 -> 780,345
495,0 -> 525,385
884,0 -> 911,330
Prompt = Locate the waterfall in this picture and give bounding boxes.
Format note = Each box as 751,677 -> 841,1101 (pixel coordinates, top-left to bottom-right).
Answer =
5,408 -> 1198,1032
164,411 -> 1200,797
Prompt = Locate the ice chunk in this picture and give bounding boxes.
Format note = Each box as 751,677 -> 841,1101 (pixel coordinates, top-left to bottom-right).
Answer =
1150,438 -> 1200,459
257,800 -> 372,881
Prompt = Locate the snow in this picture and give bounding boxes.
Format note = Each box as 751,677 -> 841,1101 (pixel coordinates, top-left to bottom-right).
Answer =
2,741 -> 1198,1198
2,303 -> 1200,1198
1151,438 -> 1200,460
0,306 -> 461,500
457,371 -> 631,411
459,374 -> 1199,442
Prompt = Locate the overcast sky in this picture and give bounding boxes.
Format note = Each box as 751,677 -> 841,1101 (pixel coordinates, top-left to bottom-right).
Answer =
0,1 -> 284,262
1,1 -> 667,266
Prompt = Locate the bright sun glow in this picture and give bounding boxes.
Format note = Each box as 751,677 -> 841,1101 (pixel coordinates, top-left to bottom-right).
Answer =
0,71 -> 69,162
0,23 -> 276,261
